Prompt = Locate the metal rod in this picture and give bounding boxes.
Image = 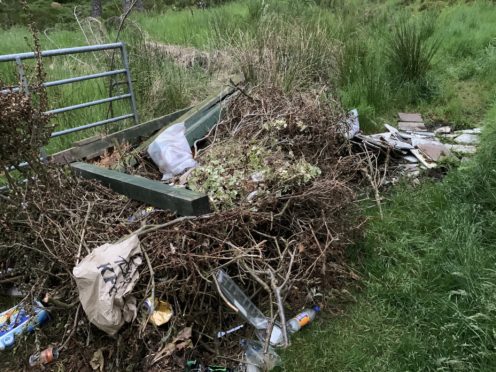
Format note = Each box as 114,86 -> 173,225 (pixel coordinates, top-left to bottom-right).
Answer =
15,57 -> 29,94
119,44 -> 139,125
50,113 -> 134,137
46,94 -> 131,115
0,42 -> 124,62
1,69 -> 127,94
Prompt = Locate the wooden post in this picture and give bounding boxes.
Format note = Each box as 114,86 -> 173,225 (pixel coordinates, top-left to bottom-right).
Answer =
71,162 -> 210,216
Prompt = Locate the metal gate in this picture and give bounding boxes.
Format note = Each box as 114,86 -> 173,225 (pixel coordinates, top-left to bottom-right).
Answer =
0,42 -> 139,139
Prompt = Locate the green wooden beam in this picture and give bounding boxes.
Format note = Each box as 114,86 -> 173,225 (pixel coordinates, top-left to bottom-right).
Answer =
185,104 -> 222,144
50,107 -> 190,164
134,75 -> 243,153
71,162 -> 210,216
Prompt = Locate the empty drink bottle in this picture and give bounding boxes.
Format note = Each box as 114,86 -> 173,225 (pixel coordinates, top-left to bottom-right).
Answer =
286,305 -> 320,333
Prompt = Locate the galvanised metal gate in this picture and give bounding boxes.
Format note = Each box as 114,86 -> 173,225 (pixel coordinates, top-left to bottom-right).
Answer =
0,42 -> 139,139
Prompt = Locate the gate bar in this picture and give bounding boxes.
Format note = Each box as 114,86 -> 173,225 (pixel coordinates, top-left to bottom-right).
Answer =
0,69 -> 127,94
51,113 -> 135,138
46,93 -> 131,115
0,42 -> 123,62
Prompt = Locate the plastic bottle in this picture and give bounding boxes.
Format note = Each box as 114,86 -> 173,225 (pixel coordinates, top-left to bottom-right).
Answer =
29,346 -> 59,367
286,305 -> 320,334
240,339 -> 281,371
264,306 -> 321,346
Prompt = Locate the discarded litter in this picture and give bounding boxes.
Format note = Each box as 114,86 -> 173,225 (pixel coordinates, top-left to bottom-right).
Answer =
73,234 -> 142,335
352,112 -> 482,184
217,324 -> 244,338
215,270 -> 317,348
445,144 -> 477,155
267,306 -> 320,346
398,112 -> 423,122
344,108 -> 360,139
241,339 -> 281,372
128,206 -> 157,223
398,121 -> 427,132
0,301 -> 49,350
185,360 -> 234,372
453,133 -> 480,145
215,270 -> 287,346
29,346 -> 59,367
148,122 -> 197,181
143,297 -> 173,326
286,305 -> 320,333
434,126 -> 451,135
215,270 -> 270,333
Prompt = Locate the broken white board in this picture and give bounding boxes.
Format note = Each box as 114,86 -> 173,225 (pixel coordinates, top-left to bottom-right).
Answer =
411,149 -> 436,169
398,122 -> 427,132
445,144 -> 477,155
398,113 -> 423,122
453,133 -> 480,145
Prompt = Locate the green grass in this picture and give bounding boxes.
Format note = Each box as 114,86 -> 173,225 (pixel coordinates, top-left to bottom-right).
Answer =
279,84 -> 496,372
134,2 -> 249,48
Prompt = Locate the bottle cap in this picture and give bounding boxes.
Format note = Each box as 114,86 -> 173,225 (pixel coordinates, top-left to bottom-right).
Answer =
313,305 -> 321,312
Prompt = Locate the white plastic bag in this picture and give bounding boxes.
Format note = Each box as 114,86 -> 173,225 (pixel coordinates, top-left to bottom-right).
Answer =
73,235 -> 142,335
147,123 -> 197,181
343,109 -> 360,139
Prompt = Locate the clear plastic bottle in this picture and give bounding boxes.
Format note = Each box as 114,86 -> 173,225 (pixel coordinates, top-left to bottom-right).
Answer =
240,339 -> 281,372
286,305 -> 320,334
263,306 -> 321,347
29,346 -> 59,367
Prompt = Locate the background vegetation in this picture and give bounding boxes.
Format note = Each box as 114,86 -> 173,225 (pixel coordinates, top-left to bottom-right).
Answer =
1,0 -> 496,370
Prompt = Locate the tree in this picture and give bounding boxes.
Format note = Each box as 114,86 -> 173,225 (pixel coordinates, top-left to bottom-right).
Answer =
91,0 -> 102,17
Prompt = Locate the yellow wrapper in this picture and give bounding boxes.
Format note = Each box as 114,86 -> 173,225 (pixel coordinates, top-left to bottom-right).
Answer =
149,300 -> 173,326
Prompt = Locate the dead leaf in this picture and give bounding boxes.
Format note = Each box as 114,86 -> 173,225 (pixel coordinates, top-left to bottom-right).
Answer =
90,349 -> 104,372
151,326 -> 193,365
175,339 -> 192,351
175,326 -> 192,341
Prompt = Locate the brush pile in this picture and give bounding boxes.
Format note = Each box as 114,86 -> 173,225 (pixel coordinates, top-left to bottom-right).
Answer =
0,84 -> 366,370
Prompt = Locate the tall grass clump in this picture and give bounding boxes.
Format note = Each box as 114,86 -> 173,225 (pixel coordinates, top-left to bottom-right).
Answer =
338,34 -> 390,132
232,15 -> 338,92
246,0 -> 266,22
386,17 -> 440,93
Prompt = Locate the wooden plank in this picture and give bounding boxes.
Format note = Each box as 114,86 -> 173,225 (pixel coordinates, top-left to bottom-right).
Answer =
71,162 -> 210,216
185,104 -> 222,144
50,107 -> 190,164
73,135 -> 102,147
135,74 -> 243,153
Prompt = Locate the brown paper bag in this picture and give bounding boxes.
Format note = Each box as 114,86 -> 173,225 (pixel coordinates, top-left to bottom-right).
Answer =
73,235 -> 142,335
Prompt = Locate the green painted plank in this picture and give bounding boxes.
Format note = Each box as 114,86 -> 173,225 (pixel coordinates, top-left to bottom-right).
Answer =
185,104 -> 222,144
71,162 -> 210,216
50,107 -> 190,164
134,75 -> 243,154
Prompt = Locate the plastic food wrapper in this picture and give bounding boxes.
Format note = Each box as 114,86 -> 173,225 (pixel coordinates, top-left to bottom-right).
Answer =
73,235 -> 142,335
0,301 -> 49,350
143,298 -> 173,326
147,123 -> 197,181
